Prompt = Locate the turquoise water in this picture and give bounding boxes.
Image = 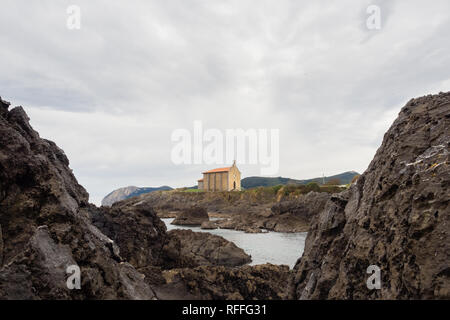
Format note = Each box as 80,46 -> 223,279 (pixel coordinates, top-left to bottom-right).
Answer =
162,218 -> 307,268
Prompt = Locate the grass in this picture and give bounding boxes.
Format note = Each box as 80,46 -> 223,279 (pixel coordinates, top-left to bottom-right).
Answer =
173,182 -> 345,198
177,188 -> 204,193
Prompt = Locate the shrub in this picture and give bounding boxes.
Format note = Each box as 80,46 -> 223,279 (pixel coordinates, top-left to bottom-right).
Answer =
305,182 -> 320,192
271,185 -> 283,194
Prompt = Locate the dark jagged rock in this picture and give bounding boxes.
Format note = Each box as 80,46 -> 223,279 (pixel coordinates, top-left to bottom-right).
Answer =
171,206 -> 209,226
266,192 -> 331,232
291,92 -> 450,299
0,224 -> 3,267
162,229 -> 251,268
0,101 -> 157,299
89,201 -> 167,269
0,97 -> 10,118
0,97 -> 305,300
157,264 -> 291,300
0,225 -> 157,299
271,192 -> 331,222
210,191 -> 330,233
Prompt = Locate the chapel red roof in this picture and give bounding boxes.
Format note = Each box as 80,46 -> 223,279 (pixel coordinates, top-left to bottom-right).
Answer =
202,166 -> 231,174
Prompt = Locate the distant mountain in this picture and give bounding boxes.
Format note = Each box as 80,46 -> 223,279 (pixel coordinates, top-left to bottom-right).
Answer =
101,185 -> 173,206
241,171 -> 360,189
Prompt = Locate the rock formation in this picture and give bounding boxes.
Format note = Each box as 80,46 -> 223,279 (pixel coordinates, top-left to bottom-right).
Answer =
128,188 -> 277,217
135,189 -> 333,233
162,229 -> 251,268
157,264 -> 291,300
90,198 -> 252,269
271,192 -> 331,223
291,92 -> 450,299
4,90 -> 446,300
0,97 -> 288,300
101,186 -> 140,207
212,192 -> 331,233
101,186 -> 172,207
0,98 -> 157,299
171,206 -> 209,225
0,224 -> 3,267
200,221 -> 217,230
89,202 -> 168,269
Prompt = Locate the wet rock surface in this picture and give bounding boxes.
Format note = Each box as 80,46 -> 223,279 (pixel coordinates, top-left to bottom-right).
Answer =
291,92 -> 450,299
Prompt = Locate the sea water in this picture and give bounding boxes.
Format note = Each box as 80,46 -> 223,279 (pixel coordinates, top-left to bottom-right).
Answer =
162,218 -> 307,268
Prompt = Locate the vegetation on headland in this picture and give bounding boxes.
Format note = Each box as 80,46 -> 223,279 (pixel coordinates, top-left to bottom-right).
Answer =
179,188 -> 204,193
246,182 -> 345,197
176,181 -> 345,199
102,172 -> 359,205
241,171 -> 359,189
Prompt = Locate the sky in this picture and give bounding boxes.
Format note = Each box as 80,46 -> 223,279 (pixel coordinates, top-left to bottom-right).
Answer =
1,0 -> 449,205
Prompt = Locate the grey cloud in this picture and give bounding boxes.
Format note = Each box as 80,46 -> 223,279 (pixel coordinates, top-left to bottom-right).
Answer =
1,0 -> 449,204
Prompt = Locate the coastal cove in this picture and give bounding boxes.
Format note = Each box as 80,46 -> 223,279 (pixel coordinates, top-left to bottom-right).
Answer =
162,218 -> 307,268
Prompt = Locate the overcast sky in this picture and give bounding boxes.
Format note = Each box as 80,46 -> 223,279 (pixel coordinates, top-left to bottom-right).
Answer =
1,0 -> 449,205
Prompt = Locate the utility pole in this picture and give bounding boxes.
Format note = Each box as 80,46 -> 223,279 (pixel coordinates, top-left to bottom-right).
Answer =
322,173 -> 325,185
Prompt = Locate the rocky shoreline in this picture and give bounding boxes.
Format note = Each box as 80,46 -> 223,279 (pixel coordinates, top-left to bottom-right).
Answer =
0,91 -> 448,299
0,97 -> 289,300
291,92 -> 450,299
127,189 -> 333,233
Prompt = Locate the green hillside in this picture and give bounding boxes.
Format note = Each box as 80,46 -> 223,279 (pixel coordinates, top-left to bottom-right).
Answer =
241,171 -> 359,189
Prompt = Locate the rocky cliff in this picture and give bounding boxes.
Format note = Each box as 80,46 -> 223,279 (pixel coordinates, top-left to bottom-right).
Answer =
101,186 -> 173,207
89,202 -> 168,269
0,97 -> 288,299
125,189 -> 332,233
0,97 -> 159,299
101,186 -> 140,207
132,189 -> 278,215
291,92 -> 450,299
